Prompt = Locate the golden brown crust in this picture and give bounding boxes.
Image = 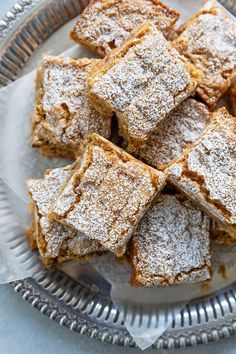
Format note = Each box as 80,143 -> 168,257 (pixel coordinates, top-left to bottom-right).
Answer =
27,201 -> 40,251
87,22 -> 199,150
26,227 -> 38,251
173,0 -> 236,109
30,55 -> 111,158
38,146 -> 76,158
70,0 -> 180,56
211,222 -> 236,246
49,133 -> 166,256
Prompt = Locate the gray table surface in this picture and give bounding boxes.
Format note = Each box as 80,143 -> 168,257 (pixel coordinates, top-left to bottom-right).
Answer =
1,1 -> 236,353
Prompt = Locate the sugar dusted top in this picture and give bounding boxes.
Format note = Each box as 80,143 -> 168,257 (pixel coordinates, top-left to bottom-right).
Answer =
132,194 -> 211,286
51,135 -> 166,255
174,1 -> 236,107
39,216 -> 103,261
71,0 -> 179,56
32,56 -> 110,150
90,24 -> 196,145
27,165 -> 71,216
27,165 -> 102,261
136,99 -> 210,170
167,108 -> 236,226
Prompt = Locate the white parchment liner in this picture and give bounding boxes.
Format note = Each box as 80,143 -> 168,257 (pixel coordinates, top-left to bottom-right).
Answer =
0,0 -> 235,349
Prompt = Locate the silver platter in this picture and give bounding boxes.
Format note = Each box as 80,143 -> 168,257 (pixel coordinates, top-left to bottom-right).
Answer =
1,0 -> 236,349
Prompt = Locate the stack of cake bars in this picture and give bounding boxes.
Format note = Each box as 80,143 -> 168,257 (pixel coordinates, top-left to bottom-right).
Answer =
27,0 -> 236,287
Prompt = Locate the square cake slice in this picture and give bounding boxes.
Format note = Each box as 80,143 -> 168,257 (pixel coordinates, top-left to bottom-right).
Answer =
27,165 -> 103,267
173,0 -> 236,109
30,55 -> 111,157
49,133 -> 166,256
167,107 -> 236,238
131,194 -> 211,286
134,98 -> 211,170
70,0 -> 180,57
87,22 -> 198,151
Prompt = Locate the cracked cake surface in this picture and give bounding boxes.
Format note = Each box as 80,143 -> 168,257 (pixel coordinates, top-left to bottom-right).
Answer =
173,0 -> 236,109
70,0 -> 180,56
167,107 -> 236,238
87,22 -> 198,150
135,98 -> 211,170
131,193 -> 211,286
30,55 -> 111,157
49,133 -> 166,256
27,165 -> 103,266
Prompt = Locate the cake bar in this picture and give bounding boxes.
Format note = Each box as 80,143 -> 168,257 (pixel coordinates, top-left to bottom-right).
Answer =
167,107 -> 236,238
27,165 -> 103,267
131,194 -> 211,286
135,98 -> 211,170
87,22 -> 198,150
30,55 -> 111,157
173,0 -> 236,109
70,0 -> 180,56
49,133 -> 166,256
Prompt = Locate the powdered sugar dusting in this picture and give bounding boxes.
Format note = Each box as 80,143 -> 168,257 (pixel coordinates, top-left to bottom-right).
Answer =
39,216 -> 102,261
71,0 -> 179,56
27,165 -> 71,216
132,194 -> 211,286
32,56 -> 111,153
174,1 -> 236,107
135,99 -> 210,169
52,138 -> 166,255
167,109 -> 236,233
27,165 -> 103,263
91,26 -> 196,143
